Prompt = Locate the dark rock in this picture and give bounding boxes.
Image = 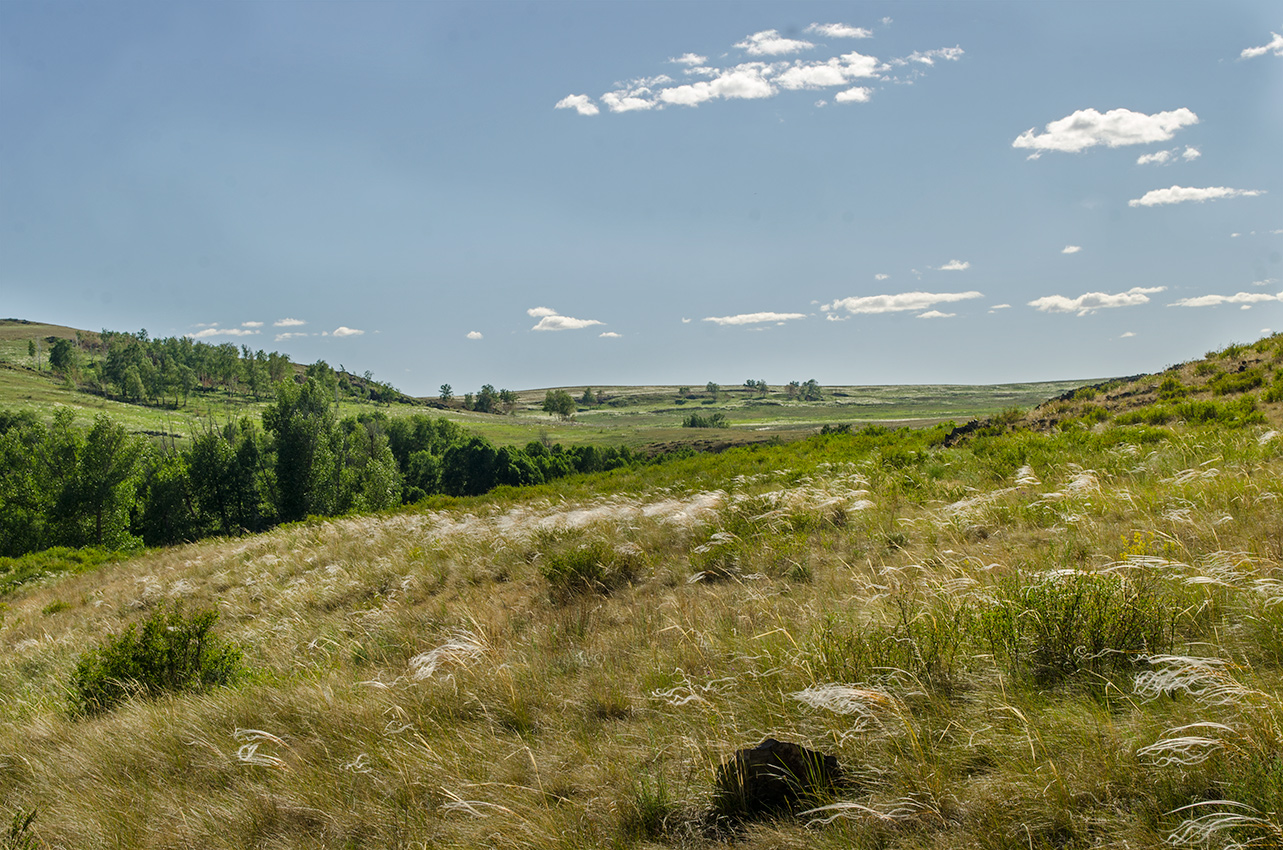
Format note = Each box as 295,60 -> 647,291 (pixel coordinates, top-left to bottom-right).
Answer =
712,738 -> 841,820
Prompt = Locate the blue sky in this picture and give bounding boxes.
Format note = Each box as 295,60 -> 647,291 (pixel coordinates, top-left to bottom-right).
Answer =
2,1 -> 1280,396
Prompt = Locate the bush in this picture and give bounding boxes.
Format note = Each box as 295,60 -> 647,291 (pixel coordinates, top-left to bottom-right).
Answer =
979,571 -> 1169,687
539,539 -> 643,601
68,607 -> 245,715
682,412 -> 727,428
1209,368 -> 1264,396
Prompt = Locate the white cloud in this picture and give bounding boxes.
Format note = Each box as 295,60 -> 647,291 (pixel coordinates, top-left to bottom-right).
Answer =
1254,278 -> 1279,287
188,327 -> 260,339
681,317 -> 691,323
242,321 -> 264,328
332,326 -> 364,337
1028,286 -> 1165,315
702,311 -> 806,326
274,317 -> 306,327
990,303 -> 1012,310
835,86 -> 872,103
1137,149 -> 1174,165
904,46 -> 964,65
775,52 -> 882,89
938,259 -> 970,271
1182,146 -> 1201,161
1121,331 -> 1136,338
736,29 -> 814,56
528,307 -> 604,331
555,94 -> 600,116
1128,185 -> 1265,207
1241,32 -> 1283,59
806,22 -> 873,39
823,290 -> 983,315
1013,107 -> 1199,154
1062,245 -> 1083,254
917,310 -> 955,319
599,331 -> 621,338
601,90 -> 659,112
1169,291 -> 1283,308
874,273 -> 890,280
670,53 -> 707,66
660,63 -> 776,106
275,332 -> 308,342
466,331 -> 483,340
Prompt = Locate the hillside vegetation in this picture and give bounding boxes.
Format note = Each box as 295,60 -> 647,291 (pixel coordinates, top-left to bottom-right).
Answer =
1,335 -> 1283,848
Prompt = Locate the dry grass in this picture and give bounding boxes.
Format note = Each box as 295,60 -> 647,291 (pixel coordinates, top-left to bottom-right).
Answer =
2,418 -> 1283,848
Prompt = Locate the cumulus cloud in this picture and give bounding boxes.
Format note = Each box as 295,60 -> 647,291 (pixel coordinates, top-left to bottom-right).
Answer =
874,273 -> 891,280
332,326 -> 364,337
823,290 -> 983,315
702,311 -> 807,326
558,28 -> 962,115
917,310 -> 955,319
466,331 -> 483,340
242,321 -> 264,328
1169,291 -> 1283,307
1121,331 -> 1136,338
1129,185 -> 1265,207
274,318 -> 306,327
902,46 -> 964,65
835,86 -> 873,103
528,307 -> 604,331
599,331 -> 621,338
1183,146 -> 1201,161
555,94 -> 599,116
807,22 -> 873,39
1062,245 -> 1083,254
188,327 -> 260,339
736,29 -> 814,55
275,332 -> 308,342
1137,149 -> 1174,165
938,259 -> 970,271
1028,286 -> 1165,315
1013,107 -> 1199,154
1241,32 -> 1283,59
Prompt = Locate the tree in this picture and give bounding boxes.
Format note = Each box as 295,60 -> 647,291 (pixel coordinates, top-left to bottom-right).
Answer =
801,379 -> 823,401
263,378 -> 339,522
49,338 -> 77,376
499,389 -> 518,414
542,389 -> 576,420
475,384 -> 498,414
439,384 -> 453,404
60,415 -> 144,548
580,387 -> 596,406
706,381 -> 720,398
786,380 -> 800,400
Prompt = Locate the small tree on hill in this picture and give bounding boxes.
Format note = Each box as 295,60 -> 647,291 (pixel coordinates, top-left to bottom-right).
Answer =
543,389 -> 576,420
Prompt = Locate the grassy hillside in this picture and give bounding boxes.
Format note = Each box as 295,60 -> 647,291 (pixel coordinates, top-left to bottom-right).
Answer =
2,336 -> 1283,847
2,319 -> 1089,451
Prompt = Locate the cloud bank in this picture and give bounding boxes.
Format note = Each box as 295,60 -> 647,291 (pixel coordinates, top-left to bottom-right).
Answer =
1170,291 -> 1283,308
1013,107 -> 1198,154
1129,185 -> 1265,207
822,290 -> 983,316
702,311 -> 806,326
528,306 -> 604,331
1028,286 -> 1165,315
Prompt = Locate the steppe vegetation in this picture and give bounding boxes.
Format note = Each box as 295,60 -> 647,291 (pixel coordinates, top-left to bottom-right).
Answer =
1,333 -> 1283,848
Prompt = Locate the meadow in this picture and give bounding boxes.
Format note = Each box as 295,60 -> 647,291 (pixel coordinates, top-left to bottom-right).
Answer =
1,331 -> 1282,848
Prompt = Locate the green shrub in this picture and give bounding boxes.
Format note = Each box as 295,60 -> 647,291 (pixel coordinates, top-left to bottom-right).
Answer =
1194,361 -> 1220,377
68,606 -> 245,715
1157,375 -> 1187,401
539,539 -> 642,600
0,547 -> 130,597
2,808 -> 37,850
1210,368 -> 1264,396
682,412 -> 727,428
979,571 -> 1169,687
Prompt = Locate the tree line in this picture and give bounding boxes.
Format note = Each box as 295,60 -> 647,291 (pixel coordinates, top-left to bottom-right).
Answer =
0,378 -> 643,558
35,328 -> 402,407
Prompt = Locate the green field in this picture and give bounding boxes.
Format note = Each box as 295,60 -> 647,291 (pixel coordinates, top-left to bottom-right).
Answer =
2,319 -> 1090,449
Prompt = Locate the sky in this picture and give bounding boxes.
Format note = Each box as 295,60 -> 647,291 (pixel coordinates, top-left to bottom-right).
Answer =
1,1 -> 1281,396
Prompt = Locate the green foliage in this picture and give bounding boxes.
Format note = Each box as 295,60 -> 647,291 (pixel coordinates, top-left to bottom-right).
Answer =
979,571 -> 1169,687
1210,368 -> 1265,396
542,389 -> 576,420
1157,375 -> 1187,400
538,537 -> 643,601
681,412 -> 727,428
2,808 -> 37,850
1115,396 -> 1265,428
0,547 -> 128,596
618,776 -> 674,840
68,606 -> 245,716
